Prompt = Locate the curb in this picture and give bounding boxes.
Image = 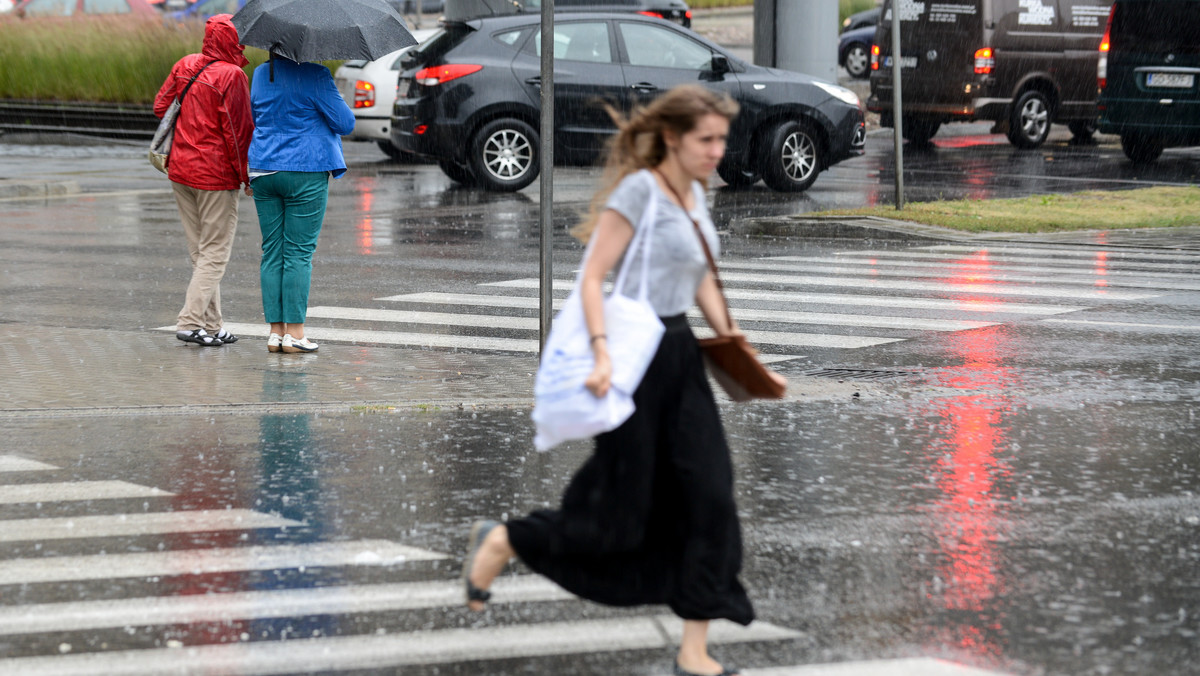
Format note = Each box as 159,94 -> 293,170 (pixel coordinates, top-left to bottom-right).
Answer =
0,180 -> 80,199
731,215 -> 977,243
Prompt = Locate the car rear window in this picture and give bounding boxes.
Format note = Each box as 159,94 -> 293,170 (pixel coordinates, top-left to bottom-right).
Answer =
1112,1 -> 1200,54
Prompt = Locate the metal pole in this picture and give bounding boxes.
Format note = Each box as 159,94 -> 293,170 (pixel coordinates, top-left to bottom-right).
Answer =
890,0 -> 905,210
538,0 -> 555,353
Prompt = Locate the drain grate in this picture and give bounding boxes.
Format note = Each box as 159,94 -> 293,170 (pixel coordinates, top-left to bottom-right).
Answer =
803,368 -> 920,381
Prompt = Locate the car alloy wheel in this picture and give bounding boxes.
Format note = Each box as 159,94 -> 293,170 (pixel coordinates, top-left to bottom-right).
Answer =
1007,90 -> 1052,149
470,118 -> 540,192
844,43 -> 870,79
760,120 -> 821,192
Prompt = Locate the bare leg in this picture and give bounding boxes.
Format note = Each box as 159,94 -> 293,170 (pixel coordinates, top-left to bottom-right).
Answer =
286,322 -> 305,340
467,524 -> 515,612
677,620 -> 735,675
270,322 -> 285,336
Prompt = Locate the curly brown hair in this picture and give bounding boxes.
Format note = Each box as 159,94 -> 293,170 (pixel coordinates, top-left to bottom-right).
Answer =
570,84 -> 739,242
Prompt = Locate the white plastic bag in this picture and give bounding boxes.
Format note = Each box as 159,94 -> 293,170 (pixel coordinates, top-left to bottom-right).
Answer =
532,190 -> 664,451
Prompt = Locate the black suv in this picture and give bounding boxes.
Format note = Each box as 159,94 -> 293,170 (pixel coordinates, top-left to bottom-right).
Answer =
390,13 -> 866,191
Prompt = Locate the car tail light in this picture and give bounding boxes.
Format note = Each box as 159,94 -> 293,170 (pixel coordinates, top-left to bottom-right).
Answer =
684,10 -> 692,20
974,48 -> 994,75
638,11 -> 660,19
1098,4 -> 1114,90
413,64 -> 483,86
353,80 -> 375,108
414,124 -> 428,135
871,44 -> 880,71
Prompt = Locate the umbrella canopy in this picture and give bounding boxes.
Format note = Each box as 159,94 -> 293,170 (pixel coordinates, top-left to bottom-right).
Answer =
232,0 -> 418,63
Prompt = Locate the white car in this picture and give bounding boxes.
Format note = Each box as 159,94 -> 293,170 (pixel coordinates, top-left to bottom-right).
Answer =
335,28 -> 439,159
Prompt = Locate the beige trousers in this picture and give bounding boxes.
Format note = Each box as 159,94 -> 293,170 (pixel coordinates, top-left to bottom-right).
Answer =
172,182 -> 239,332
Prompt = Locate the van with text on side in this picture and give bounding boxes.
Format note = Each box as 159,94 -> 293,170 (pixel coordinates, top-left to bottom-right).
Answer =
867,0 -> 1112,148
1097,0 -> 1200,163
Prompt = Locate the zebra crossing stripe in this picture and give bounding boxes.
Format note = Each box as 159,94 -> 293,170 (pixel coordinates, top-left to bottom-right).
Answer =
765,253 -> 1200,279
724,258 -> 1200,288
0,456 -> 57,473
0,481 -> 173,505
715,657 -> 1011,676
0,576 -> 574,636
0,540 -> 447,586
1041,319 -> 1200,331
825,249 -> 1200,271
0,510 -> 302,543
482,275 -> 1149,301
706,270 -> 1157,300
161,324 -> 540,353
693,327 -> 902,350
382,290 -> 1086,316
924,244 -> 1200,263
0,615 -> 801,675
310,305 -> 993,334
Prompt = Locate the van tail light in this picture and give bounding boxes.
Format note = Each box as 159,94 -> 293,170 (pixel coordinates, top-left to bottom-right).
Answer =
1098,4 -> 1114,90
974,48 -> 994,75
353,80 -> 375,108
871,44 -> 880,71
413,64 -> 483,86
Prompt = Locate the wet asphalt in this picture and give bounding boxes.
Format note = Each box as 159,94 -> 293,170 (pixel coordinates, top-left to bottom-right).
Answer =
1,72 -> 1200,676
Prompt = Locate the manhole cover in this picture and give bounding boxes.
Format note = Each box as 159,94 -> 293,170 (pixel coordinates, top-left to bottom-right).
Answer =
803,368 -> 920,381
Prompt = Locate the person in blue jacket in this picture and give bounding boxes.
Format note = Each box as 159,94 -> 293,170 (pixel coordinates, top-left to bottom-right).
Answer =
248,54 -> 355,354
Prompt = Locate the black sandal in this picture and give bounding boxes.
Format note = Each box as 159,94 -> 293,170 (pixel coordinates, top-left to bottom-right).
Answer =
176,329 -> 222,347
463,519 -> 498,608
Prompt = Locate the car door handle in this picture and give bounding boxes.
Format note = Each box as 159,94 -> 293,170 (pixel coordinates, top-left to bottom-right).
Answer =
630,82 -> 658,93
525,76 -> 541,87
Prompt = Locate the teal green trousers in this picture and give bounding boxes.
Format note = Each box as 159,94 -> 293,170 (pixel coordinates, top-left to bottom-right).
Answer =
252,171 -> 329,324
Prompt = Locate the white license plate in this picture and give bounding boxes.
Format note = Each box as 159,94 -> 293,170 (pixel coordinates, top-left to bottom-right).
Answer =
883,56 -> 918,69
1147,72 -> 1195,88
397,79 -> 411,99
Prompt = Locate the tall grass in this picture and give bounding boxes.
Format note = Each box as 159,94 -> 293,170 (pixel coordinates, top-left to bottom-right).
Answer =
0,15 -> 337,104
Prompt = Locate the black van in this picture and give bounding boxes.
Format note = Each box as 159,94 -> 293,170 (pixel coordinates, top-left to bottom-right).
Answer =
868,0 -> 1112,148
1097,0 -> 1200,162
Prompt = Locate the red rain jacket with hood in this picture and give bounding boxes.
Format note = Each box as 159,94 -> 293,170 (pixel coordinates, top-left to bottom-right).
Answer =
154,14 -> 253,191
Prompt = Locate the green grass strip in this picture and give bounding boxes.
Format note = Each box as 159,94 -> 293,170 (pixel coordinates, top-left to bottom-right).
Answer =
813,187 -> 1200,233
0,15 -> 339,104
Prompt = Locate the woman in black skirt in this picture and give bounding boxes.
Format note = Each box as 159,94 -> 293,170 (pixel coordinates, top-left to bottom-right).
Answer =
463,84 -> 764,676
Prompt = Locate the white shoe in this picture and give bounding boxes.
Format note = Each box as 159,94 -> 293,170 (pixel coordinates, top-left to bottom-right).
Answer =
281,334 -> 318,353
267,332 -> 283,353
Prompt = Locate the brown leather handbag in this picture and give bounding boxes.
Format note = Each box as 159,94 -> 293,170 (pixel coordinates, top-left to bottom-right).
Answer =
654,171 -> 786,402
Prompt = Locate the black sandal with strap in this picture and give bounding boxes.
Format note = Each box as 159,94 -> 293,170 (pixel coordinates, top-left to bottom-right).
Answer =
463,519 -> 499,608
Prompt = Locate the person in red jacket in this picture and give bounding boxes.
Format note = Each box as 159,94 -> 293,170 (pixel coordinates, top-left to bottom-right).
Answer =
154,13 -> 254,347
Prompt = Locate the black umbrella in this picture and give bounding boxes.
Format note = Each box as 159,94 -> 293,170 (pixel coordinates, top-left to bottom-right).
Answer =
232,0 -> 418,63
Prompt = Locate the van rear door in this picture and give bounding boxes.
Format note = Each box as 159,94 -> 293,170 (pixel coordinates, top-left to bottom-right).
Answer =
1105,0 -> 1200,138
872,0 -> 984,110
1058,0 -> 1111,117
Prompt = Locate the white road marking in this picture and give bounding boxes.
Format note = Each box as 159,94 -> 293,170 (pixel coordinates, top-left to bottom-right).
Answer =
0,576 -> 574,636
312,304 -> 993,333
384,289 -> 1087,316
0,510 -> 301,543
0,481 -> 173,505
0,615 -> 801,675
0,540 -> 447,586
1041,318 -> 1200,331
732,257 -> 1200,285
0,456 -> 57,473
483,275 -> 1147,301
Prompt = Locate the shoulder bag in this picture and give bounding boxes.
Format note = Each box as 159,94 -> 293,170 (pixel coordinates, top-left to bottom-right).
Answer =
149,59 -> 216,175
654,170 -> 787,402
531,183 -> 665,451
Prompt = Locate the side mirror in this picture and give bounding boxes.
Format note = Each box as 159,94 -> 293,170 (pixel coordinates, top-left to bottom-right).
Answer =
710,54 -> 731,74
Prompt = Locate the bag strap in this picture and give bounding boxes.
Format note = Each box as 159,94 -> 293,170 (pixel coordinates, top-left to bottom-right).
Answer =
651,169 -> 734,334
178,59 -> 217,106
610,176 -> 657,302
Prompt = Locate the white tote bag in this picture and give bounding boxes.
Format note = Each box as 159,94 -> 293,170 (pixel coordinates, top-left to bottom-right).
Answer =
532,190 -> 665,451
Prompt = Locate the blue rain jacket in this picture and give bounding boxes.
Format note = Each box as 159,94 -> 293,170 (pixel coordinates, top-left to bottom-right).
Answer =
249,58 -> 356,177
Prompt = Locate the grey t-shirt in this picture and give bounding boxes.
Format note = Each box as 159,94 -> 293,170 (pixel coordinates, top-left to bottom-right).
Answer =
604,169 -> 720,317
